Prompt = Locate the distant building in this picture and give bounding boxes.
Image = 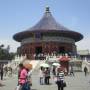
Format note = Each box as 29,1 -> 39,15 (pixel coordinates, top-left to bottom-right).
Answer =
13,7 -> 83,59
0,60 -> 11,64
77,50 -> 90,60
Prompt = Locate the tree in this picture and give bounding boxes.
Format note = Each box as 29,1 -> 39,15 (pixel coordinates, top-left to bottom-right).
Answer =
0,44 -> 16,60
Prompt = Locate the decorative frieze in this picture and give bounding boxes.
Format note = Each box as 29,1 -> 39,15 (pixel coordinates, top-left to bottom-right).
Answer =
21,36 -> 75,45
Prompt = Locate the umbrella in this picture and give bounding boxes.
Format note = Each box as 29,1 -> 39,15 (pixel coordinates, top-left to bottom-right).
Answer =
23,60 -> 33,69
52,63 -> 60,66
48,56 -> 57,62
58,56 -> 70,61
40,63 -> 50,68
23,63 -> 33,70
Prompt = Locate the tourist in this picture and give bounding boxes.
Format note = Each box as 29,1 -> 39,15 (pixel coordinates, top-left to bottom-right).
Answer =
18,63 -> 30,90
56,67 -> 66,90
39,67 -> 44,85
84,66 -> 88,76
44,67 -> 50,85
52,66 -> 56,77
64,68 -> 67,76
27,68 -> 32,87
4,66 -> 8,77
0,64 -> 4,80
18,63 -> 23,85
70,66 -> 74,76
8,67 -> 13,77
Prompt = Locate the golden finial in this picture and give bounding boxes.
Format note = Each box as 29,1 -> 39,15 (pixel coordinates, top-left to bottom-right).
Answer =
45,6 -> 50,13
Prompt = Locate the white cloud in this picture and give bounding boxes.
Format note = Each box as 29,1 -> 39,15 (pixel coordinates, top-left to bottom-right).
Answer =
0,39 -> 20,52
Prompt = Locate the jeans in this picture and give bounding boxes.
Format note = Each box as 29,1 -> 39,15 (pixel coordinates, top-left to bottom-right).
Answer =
21,82 -> 30,90
40,77 -> 44,85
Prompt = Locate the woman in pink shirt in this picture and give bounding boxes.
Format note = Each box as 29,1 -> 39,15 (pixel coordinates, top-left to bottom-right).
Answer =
18,63 -> 30,90
18,64 -> 27,84
19,67 -> 28,85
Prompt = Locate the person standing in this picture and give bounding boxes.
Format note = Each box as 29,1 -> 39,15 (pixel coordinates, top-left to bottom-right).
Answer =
4,66 -> 8,77
56,68 -> 65,90
70,66 -> 74,76
18,63 -> 23,85
39,67 -> 44,85
44,68 -> 50,85
52,66 -> 56,77
27,69 -> 32,86
0,64 -> 4,80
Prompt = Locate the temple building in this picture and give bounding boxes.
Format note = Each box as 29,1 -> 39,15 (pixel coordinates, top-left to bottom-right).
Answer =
13,7 -> 83,59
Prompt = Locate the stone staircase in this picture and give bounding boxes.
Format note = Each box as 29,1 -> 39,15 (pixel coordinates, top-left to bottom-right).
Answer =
33,60 -> 46,72
28,60 -> 39,71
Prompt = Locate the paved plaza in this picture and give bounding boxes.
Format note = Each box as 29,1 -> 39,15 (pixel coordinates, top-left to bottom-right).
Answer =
0,71 -> 90,90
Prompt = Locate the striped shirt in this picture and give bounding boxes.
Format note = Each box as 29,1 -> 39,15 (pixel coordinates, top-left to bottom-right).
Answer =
57,71 -> 64,81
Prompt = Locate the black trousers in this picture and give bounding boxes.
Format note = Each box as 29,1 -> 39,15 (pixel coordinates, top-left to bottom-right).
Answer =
45,77 -> 50,84
85,71 -> 87,76
58,85 -> 64,90
0,74 -> 3,80
57,81 -> 64,90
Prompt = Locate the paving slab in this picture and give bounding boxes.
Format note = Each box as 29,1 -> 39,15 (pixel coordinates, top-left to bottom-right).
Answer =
0,72 -> 90,90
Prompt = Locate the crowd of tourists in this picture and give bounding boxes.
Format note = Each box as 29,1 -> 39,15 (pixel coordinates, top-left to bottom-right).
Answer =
39,67 -> 50,85
0,62 -> 74,90
15,61 -> 67,90
1,59 -> 89,90
39,65 -> 67,90
0,64 -> 13,87
0,64 -> 13,80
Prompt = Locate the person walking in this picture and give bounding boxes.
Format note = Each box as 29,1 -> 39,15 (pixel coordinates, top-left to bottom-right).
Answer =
18,63 -> 30,90
84,66 -> 88,76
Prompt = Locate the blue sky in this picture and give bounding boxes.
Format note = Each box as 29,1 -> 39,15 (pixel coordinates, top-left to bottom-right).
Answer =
0,0 -> 90,52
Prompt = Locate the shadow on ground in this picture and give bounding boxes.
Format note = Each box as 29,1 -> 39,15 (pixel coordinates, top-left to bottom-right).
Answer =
31,89 -> 37,90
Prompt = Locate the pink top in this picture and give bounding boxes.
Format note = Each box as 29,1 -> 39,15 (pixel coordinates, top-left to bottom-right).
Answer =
19,68 -> 28,84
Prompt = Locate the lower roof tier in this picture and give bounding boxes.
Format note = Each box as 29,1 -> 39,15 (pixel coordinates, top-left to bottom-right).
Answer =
13,30 -> 83,42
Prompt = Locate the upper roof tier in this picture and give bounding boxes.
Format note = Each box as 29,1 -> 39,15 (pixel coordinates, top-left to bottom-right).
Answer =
29,7 -> 69,31
13,7 -> 83,42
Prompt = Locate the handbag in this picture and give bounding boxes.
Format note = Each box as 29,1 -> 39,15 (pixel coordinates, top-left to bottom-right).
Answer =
63,81 -> 66,87
48,76 -> 51,78
29,80 -> 32,86
27,78 -> 32,86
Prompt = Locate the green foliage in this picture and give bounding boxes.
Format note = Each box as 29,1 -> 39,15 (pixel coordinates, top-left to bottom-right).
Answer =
0,45 -> 16,60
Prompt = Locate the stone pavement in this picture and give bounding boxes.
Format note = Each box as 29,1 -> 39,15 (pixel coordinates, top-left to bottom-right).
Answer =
0,72 -> 90,90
